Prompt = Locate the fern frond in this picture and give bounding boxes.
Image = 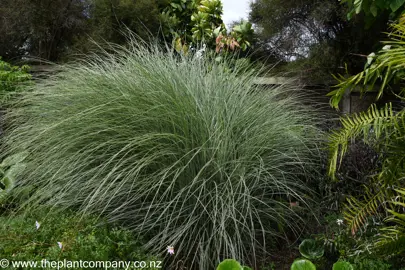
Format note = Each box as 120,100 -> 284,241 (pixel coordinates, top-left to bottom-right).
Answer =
343,186 -> 389,234
386,191 -> 405,227
328,72 -> 364,109
373,230 -> 405,256
371,189 -> 405,256
328,103 -> 395,179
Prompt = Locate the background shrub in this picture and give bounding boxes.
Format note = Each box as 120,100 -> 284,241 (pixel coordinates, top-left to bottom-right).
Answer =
351,258 -> 392,270
0,58 -> 31,105
3,43 -> 324,268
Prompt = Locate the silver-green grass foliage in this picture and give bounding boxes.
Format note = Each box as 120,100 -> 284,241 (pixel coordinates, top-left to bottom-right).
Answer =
2,42 -> 323,269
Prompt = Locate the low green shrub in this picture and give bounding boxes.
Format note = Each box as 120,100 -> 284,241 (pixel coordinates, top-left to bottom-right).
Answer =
3,42 -> 324,268
217,258 -> 354,270
293,235 -> 400,269
352,258 -> 392,270
292,237 -> 356,269
0,210 -> 159,269
0,57 -> 31,105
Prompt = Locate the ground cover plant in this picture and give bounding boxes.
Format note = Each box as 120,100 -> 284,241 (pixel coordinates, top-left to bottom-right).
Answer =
0,209 -> 158,270
2,42 -> 324,269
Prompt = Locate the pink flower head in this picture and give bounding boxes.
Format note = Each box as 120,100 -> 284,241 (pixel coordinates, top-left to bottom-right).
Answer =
167,246 -> 174,255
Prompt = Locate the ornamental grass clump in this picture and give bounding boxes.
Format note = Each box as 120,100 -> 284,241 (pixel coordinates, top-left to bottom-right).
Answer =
2,43 -> 323,269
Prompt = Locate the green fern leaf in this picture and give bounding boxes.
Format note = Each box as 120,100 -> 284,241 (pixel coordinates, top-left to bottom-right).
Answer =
344,186 -> 388,233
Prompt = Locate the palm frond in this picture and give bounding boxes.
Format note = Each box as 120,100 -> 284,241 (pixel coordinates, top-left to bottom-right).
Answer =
328,103 -> 395,179
372,189 -> 405,256
329,15 -> 405,108
373,230 -> 405,256
327,14 -> 405,256
343,186 -> 388,234
329,104 -> 405,233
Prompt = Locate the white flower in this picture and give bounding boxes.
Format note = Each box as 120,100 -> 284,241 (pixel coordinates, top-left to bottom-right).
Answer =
167,246 -> 174,255
35,221 -> 40,230
57,242 -> 63,249
336,219 -> 344,226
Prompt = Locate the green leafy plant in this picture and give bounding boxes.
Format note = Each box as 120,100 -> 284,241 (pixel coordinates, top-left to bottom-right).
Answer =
161,0 -> 225,51
328,17 -> 405,109
299,239 -> 325,260
231,21 -> 254,51
352,258 -> 392,270
333,261 -> 354,270
295,235 -> 361,269
2,42 -> 323,269
0,57 -> 31,104
215,20 -> 254,53
191,0 -> 223,42
291,259 -> 317,270
328,86 -> 405,250
328,13 -> 405,260
341,0 -> 405,21
216,259 -> 252,270
369,188 -> 405,256
290,257 -> 354,270
161,0 -> 253,54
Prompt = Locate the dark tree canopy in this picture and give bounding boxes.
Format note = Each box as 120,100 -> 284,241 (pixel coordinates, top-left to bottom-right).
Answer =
1,0 -> 399,69
0,0 -> 164,62
0,0 -> 89,61
86,0 -> 163,45
249,0 -> 391,80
